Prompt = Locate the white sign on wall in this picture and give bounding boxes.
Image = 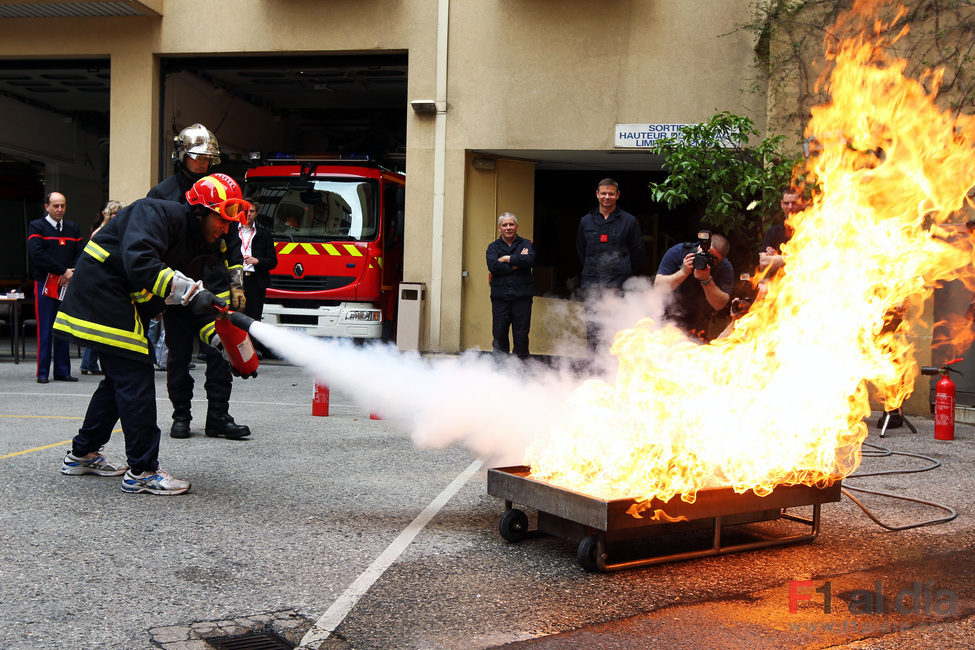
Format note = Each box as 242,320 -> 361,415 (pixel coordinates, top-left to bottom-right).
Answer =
614,123 -> 690,148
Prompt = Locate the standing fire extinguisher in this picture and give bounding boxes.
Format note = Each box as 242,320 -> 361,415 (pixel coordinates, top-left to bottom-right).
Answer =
933,358 -> 962,441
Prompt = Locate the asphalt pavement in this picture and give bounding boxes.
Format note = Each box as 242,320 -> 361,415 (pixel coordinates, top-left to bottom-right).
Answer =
1,342 -> 974,650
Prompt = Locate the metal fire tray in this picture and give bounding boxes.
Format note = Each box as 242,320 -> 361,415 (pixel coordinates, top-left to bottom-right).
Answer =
488,465 -> 842,572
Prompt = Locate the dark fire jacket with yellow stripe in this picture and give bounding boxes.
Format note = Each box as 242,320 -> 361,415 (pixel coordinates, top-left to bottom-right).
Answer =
53,198 -> 222,363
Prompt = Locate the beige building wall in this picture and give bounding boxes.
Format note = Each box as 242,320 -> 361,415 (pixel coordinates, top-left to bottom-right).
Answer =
447,1 -> 763,149
0,0 -> 763,354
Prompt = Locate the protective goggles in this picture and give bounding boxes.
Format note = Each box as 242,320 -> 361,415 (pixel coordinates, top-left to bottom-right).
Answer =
210,198 -> 252,223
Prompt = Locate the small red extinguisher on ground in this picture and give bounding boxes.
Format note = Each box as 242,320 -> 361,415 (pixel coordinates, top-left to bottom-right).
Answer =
933,358 -> 962,441
213,308 -> 260,378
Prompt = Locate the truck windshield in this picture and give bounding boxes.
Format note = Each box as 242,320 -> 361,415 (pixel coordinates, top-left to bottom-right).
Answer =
249,178 -> 379,242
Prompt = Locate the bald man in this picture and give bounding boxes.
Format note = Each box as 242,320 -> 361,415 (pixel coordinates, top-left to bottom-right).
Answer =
27,192 -> 82,383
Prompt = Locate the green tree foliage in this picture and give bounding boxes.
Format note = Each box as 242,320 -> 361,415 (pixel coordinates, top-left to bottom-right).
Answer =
647,111 -> 802,248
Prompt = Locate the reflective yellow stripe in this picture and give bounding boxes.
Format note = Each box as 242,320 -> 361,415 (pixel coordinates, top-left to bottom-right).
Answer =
132,303 -> 144,338
199,321 -> 216,344
278,242 -> 362,257
216,290 -> 230,300
153,268 -> 174,297
376,256 -> 383,269
54,313 -> 149,355
226,263 -> 242,271
84,240 -> 109,262
129,290 -> 153,304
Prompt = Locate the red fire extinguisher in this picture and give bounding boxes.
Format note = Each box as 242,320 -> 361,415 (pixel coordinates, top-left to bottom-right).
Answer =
213,308 -> 260,378
933,358 -> 962,441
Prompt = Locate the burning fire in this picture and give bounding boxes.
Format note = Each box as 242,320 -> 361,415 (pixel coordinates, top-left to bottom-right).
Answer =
526,0 -> 975,505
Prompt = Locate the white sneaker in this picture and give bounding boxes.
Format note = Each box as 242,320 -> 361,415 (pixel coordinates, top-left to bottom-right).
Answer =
120,468 -> 190,495
61,449 -> 128,476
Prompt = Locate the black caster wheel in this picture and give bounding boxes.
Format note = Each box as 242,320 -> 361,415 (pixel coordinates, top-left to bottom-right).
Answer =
499,508 -> 529,542
577,534 -> 601,572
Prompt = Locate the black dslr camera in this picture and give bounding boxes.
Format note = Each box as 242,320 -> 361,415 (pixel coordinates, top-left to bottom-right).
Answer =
692,229 -> 715,270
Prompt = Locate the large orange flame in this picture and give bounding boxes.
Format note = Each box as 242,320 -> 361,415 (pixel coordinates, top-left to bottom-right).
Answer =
526,0 -> 975,505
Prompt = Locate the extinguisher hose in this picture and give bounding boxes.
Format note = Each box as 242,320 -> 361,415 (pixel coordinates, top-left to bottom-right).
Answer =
848,443 -> 942,476
840,442 -> 958,531
841,487 -> 957,531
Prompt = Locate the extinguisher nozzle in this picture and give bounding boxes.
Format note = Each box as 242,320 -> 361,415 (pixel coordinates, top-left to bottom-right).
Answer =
227,311 -> 256,333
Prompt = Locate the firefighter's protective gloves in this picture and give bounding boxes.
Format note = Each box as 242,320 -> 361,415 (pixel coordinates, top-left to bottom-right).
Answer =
230,286 -> 246,310
229,268 -> 246,310
188,289 -> 227,317
167,271 -> 227,316
166,271 -> 204,306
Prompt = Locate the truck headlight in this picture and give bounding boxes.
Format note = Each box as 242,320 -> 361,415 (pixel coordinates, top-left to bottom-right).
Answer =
345,310 -> 381,322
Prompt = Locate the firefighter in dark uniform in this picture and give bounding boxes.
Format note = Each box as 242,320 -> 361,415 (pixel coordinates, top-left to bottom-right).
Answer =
54,174 -> 253,495
147,123 -> 250,440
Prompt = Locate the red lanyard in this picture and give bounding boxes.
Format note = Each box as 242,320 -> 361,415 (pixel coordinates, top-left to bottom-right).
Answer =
239,225 -> 255,255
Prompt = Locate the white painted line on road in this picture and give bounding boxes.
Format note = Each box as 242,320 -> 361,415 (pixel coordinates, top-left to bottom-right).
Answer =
299,458 -> 484,648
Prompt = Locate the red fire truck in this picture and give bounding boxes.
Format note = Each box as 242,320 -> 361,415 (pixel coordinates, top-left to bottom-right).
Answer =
243,156 -> 405,340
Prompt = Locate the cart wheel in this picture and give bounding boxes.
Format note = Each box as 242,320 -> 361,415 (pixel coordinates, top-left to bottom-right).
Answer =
577,535 -> 601,572
499,508 -> 529,542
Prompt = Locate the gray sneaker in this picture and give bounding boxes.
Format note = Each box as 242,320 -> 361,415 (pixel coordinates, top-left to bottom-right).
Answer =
61,449 -> 128,476
121,468 -> 190,495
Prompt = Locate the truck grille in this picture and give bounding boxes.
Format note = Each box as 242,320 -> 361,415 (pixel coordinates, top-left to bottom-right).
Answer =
270,275 -> 355,291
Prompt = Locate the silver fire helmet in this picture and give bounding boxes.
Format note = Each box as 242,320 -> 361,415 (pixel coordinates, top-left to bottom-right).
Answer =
173,123 -> 221,166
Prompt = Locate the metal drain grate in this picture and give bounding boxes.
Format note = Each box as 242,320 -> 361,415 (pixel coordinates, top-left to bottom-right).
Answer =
207,631 -> 294,650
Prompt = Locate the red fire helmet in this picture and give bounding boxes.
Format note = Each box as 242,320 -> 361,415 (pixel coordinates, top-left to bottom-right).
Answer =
185,173 -> 250,222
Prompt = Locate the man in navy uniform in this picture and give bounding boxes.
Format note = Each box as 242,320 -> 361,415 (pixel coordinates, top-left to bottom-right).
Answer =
27,191 -> 82,383
485,212 -> 535,359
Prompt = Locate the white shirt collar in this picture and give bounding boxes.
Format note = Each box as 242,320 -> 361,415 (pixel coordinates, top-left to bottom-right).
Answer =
45,215 -> 61,229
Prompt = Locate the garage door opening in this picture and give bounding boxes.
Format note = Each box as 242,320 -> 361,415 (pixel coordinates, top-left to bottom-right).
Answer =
159,53 -> 408,183
532,168 -> 715,300
0,59 -> 111,283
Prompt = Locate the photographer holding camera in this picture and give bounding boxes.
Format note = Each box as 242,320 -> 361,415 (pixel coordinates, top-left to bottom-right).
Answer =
655,230 -> 734,341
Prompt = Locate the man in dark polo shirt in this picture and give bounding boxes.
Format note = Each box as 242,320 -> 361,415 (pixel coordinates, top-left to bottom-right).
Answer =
576,178 -> 646,353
